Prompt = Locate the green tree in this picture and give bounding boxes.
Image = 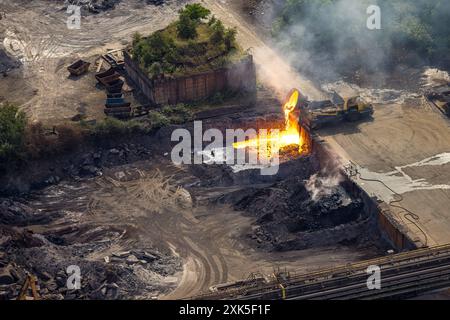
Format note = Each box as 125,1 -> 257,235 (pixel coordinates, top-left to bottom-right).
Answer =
132,32 -> 142,46
179,3 -> 211,22
149,32 -> 174,59
148,62 -> 163,77
224,27 -> 237,50
0,103 -> 27,160
177,13 -> 198,39
210,20 -> 225,44
208,15 -> 217,27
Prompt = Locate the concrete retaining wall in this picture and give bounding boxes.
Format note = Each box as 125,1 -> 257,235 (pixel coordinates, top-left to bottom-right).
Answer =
313,139 -> 418,251
124,51 -> 256,106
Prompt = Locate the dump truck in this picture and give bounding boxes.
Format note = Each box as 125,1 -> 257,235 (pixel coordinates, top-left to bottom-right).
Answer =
298,92 -> 374,131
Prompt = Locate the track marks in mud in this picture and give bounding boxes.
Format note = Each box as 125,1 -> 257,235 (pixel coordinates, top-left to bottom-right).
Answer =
23,161 -> 382,298
67,166 -> 230,297
0,0 -> 185,121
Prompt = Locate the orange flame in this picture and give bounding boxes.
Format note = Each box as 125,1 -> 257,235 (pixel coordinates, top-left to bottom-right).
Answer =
233,89 -> 311,156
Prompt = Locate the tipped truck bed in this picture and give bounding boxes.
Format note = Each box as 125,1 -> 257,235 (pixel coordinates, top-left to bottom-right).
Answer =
68,60 -> 90,76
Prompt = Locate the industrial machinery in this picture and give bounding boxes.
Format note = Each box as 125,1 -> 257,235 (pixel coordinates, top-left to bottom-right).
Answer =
298,92 -> 374,131
425,85 -> 450,117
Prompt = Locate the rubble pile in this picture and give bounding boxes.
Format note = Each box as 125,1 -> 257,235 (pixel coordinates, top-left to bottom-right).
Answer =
0,199 -> 181,300
0,46 -> 20,75
64,0 -> 166,14
0,199 -> 61,226
208,169 -> 373,251
65,0 -> 121,14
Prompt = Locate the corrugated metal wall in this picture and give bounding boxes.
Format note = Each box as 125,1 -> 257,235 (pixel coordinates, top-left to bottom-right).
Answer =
124,51 -> 256,106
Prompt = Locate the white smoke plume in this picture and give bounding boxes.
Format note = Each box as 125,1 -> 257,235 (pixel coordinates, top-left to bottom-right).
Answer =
305,170 -> 344,202
252,46 -> 325,100
253,0 -> 450,88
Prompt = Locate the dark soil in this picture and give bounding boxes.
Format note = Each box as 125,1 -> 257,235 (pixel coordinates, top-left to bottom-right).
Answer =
187,150 -> 385,253
64,0 -> 165,15
0,47 -> 20,74
0,110 -> 389,299
0,199 -> 181,300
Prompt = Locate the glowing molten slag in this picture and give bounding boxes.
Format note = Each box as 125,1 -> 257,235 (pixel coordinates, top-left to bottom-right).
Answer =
233,89 -> 310,156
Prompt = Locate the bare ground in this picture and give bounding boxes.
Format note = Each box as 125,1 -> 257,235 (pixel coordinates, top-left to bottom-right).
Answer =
0,0 -> 188,121
0,0 -> 324,123
5,155 -> 380,299
2,0 -> 440,300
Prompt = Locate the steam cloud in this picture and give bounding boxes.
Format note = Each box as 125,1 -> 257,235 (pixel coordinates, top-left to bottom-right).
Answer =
305,170 -> 344,202
305,153 -> 345,202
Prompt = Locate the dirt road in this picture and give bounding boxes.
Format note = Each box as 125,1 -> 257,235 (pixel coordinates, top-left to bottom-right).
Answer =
201,0 -> 324,100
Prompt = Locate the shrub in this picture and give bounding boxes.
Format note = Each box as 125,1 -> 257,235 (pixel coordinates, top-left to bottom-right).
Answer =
208,15 -> 217,27
179,4 -> 211,22
210,20 -> 225,44
177,13 -> 198,39
132,32 -> 142,46
148,111 -> 170,129
148,62 -> 163,77
0,103 -> 27,161
161,104 -> 192,124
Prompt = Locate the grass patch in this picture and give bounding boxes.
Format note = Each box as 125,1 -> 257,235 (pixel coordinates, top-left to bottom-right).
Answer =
0,102 -> 27,162
85,117 -> 150,138
0,101 -> 194,173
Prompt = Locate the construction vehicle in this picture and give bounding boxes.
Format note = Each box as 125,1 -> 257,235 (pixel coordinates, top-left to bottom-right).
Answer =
298,92 -> 374,131
425,85 -> 450,117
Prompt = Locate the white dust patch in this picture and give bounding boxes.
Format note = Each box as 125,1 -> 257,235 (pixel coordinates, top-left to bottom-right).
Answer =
198,147 -> 276,173
305,171 -> 345,202
357,152 -> 450,202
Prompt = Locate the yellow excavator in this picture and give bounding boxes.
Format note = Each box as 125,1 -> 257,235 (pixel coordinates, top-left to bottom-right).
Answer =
298,92 -> 374,131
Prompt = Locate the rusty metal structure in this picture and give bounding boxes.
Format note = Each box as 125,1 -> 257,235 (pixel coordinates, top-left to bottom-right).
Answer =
67,60 -> 90,77
124,51 -> 256,106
